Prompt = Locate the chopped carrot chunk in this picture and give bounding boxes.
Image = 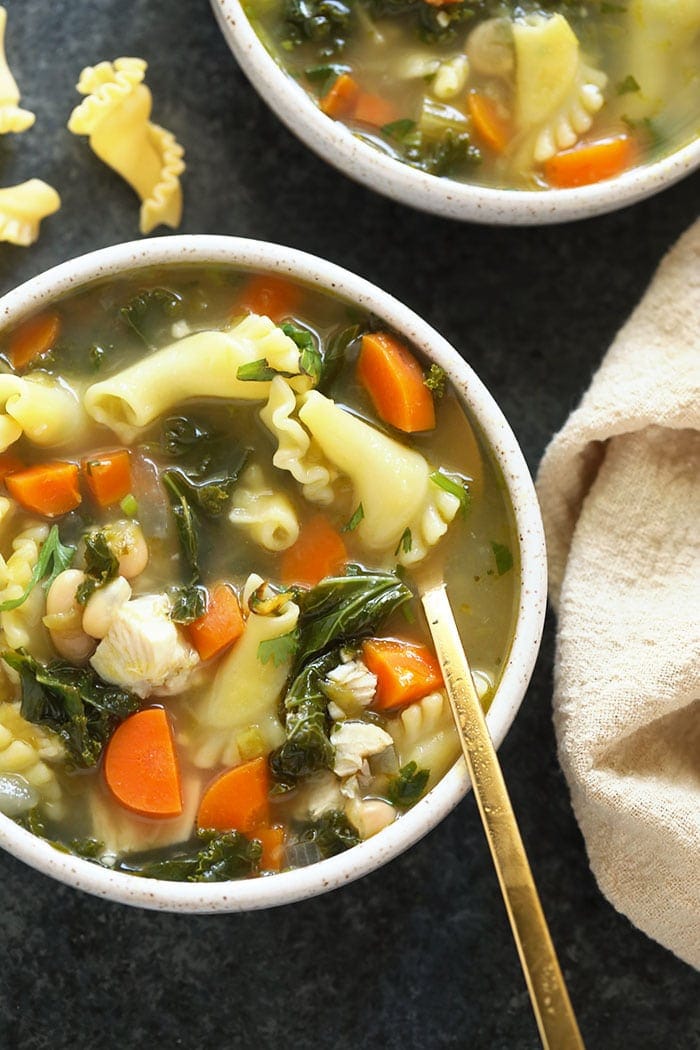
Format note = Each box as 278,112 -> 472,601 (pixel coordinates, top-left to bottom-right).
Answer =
320,73 -> 360,118
104,708 -> 183,819
197,756 -> 271,834
9,312 -> 61,370
256,825 -> 285,871
281,514 -> 347,587
187,583 -> 245,661
237,274 -> 301,322
363,638 -> 444,711
357,332 -> 436,433
467,93 -> 512,154
82,450 -> 132,508
5,461 -> 81,517
352,92 -> 399,128
543,135 -> 635,188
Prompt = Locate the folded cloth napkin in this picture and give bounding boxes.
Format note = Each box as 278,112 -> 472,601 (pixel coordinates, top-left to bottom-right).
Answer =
536,219 -> 700,969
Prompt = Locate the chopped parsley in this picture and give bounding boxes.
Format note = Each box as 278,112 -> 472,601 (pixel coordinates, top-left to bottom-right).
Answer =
386,762 -> 430,809
430,470 -> 471,516
258,629 -> 300,667
0,526 -> 75,613
342,503 -> 364,533
394,528 -> 412,557
424,363 -> 447,397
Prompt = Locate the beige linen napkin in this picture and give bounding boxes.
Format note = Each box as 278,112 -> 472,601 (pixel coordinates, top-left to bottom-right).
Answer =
536,219 -> 700,969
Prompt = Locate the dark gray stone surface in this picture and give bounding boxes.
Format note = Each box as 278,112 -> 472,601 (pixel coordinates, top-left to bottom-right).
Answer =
0,2 -> 698,1048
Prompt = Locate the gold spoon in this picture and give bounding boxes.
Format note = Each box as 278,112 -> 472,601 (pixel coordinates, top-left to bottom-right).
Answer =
421,582 -> 585,1050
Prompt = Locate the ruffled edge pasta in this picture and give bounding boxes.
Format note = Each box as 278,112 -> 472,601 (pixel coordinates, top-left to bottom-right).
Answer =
0,179 -> 61,247
0,6 -> 35,134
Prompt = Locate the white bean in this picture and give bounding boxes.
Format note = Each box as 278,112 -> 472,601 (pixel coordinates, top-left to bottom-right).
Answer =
103,520 -> 149,579
346,798 -> 397,840
82,575 -> 131,639
466,18 -> 514,78
45,569 -> 95,662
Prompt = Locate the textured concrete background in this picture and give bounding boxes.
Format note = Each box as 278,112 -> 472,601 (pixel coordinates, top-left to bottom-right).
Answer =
0,1 -> 698,1047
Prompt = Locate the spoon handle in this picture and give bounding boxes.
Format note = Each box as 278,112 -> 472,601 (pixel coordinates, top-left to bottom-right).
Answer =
421,584 -> 584,1050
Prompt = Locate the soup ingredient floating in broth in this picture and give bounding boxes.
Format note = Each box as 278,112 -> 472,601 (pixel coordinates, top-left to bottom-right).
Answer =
0,265 -> 518,883
247,0 -> 700,189
67,58 -> 185,234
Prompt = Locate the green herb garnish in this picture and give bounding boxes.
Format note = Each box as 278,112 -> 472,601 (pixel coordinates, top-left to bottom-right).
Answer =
0,526 -> 75,613
491,541 -> 513,576
430,470 -> 471,516
75,531 -> 120,605
386,761 -> 430,808
295,810 -> 360,858
258,629 -> 300,668
342,503 -> 364,533
281,322 -> 323,384
394,528 -> 412,556
424,363 -> 446,397
616,74 -> 640,95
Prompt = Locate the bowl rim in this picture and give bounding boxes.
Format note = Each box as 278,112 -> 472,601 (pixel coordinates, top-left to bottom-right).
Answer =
0,234 -> 547,911
211,0 -> 700,225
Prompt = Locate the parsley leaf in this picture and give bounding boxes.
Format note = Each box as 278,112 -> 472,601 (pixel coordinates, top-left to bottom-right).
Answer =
342,503 -> 364,533
394,528 -> 412,556
281,322 -> 323,384
424,363 -> 447,397
258,629 -> 300,668
0,526 -> 75,613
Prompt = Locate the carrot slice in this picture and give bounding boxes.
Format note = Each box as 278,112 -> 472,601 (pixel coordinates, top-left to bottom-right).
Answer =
352,92 -> 399,128
467,93 -> 511,154
357,332 -> 436,433
9,312 -> 61,370
5,461 -> 81,517
186,583 -> 245,661
320,72 -> 360,118
197,756 -> 271,834
104,708 -> 183,819
543,135 -> 635,188
363,638 -> 444,711
256,825 -> 285,872
0,453 -> 24,482
82,450 -> 132,508
280,514 -> 347,587
236,274 -> 301,323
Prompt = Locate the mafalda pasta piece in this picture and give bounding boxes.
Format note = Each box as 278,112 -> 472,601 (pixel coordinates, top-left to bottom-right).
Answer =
0,522 -> 52,660
0,372 -> 82,452
229,463 -> 300,552
0,180 -> 60,247
512,13 -> 607,165
67,57 -> 184,235
296,391 -> 460,566
0,6 -> 34,134
616,0 -> 700,123
84,315 -> 306,442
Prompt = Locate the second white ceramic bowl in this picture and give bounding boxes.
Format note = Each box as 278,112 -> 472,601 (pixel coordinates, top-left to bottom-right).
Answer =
212,0 -> 700,224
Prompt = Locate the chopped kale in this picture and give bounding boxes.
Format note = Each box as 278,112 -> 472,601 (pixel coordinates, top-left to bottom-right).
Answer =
386,761 -> 430,808
161,415 -> 213,458
3,650 -> 139,768
0,526 -> 75,613
269,648 -> 338,783
120,287 -> 183,347
75,530 -> 119,605
491,541 -> 513,576
117,829 -> 262,882
162,471 -> 201,583
169,584 -> 207,624
318,322 -> 364,392
382,119 -> 481,177
283,0 -> 352,54
296,809 -> 360,858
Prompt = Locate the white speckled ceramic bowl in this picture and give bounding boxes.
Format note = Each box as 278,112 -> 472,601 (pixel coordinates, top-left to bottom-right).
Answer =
0,235 -> 546,910
211,0 -> 700,224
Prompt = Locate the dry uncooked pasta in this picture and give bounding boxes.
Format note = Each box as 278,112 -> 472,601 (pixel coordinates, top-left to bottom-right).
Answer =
0,180 -> 60,246
67,57 -> 185,234
0,6 -> 35,134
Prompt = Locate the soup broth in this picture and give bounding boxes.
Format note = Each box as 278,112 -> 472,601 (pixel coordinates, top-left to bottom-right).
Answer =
247,0 -> 700,189
0,265 -> 518,881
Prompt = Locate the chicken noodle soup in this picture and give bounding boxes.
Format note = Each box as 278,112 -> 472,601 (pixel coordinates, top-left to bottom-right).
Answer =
0,266 -> 518,881
246,0 -> 700,189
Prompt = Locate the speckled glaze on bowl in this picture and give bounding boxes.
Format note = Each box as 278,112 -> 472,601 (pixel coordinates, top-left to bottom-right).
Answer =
211,0 -> 700,225
0,235 -> 546,911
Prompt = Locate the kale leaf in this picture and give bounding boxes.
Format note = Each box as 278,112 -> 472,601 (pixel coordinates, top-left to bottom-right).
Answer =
117,828 -> 262,882
386,761 -> 430,808
294,568 -> 412,664
3,650 -> 139,768
120,287 -> 183,348
296,809 -> 360,858
384,121 -> 481,177
168,583 -> 208,624
75,530 -> 120,605
0,526 -> 75,613
283,0 -> 352,54
163,470 -> 201,583
269,648 -> 339,783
